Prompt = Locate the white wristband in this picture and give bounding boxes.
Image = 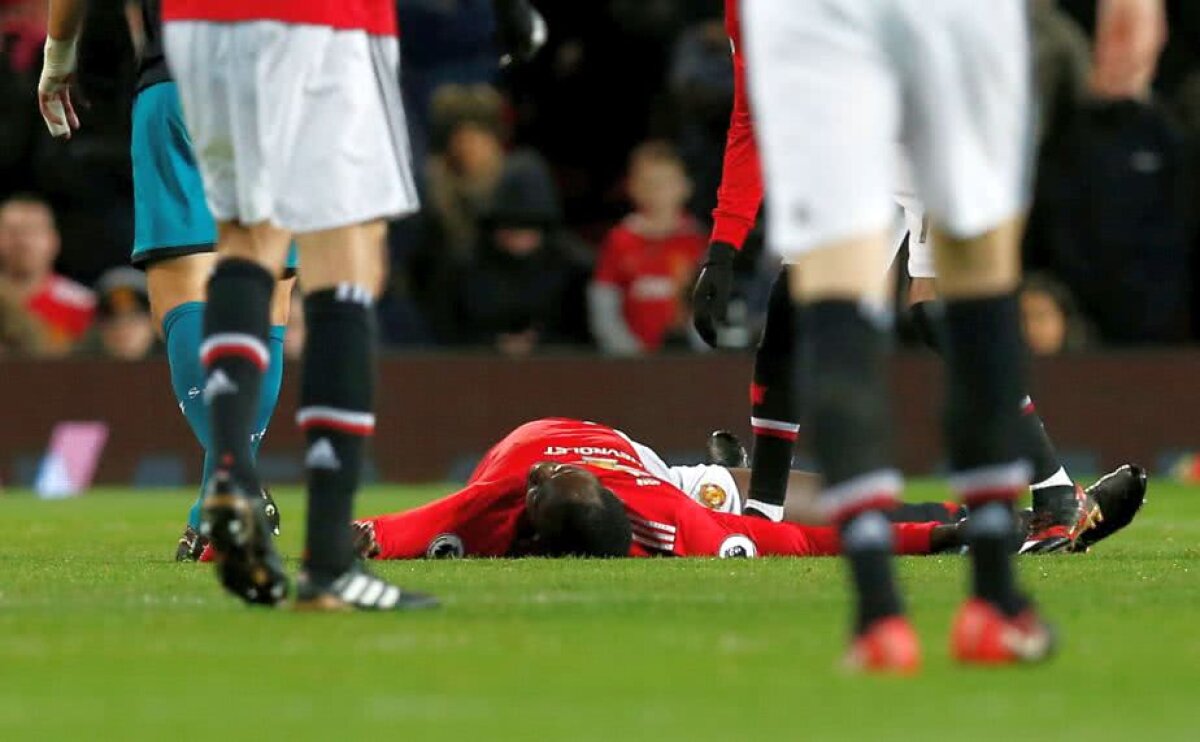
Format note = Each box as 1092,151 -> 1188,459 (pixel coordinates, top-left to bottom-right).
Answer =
41,36 -> 79,81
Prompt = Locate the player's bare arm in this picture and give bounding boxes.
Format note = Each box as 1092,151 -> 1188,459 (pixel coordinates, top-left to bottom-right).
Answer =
38,0 -> 88,138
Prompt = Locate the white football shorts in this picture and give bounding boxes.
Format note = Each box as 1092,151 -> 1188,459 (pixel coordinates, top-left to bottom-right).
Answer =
164,21 -> 419,233
744,0 -> 1034,259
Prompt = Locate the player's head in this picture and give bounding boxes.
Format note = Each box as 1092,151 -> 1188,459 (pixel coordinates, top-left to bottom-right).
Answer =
627,140 -> 692,218
525,463 -> 632,557
0,194 -> 60,283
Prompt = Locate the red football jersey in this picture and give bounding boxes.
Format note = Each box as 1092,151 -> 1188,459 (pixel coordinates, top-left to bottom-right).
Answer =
593,215 -> 706,350
26,274 -> 95,350
710,0 -> 763,250
366,419 -> 936,559
162,0 -> 397,36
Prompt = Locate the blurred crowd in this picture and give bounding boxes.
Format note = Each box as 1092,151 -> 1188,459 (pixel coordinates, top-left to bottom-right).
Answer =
1,0 -> 1198,360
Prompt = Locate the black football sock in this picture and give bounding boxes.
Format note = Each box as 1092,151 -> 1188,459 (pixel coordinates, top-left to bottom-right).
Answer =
299,284 -> 377,584
942,293 -> 1029,616
1019,397 -> 1078,519
747,269 -> 798,520
200,259 -> 274,489
802,301 -> 895,486
841,510 -> 904,633
802,300 -> 903,632
914,300 -> 1076,518
965,501 -> 1027,615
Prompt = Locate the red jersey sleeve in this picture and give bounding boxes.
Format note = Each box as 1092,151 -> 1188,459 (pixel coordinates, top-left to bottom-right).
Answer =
728,517 -> 937,557
622,480 -> 938,558
593,226 -> 628,287
710,0 -> 763,250
366,482 -> 526,559
619,480 -> 770,557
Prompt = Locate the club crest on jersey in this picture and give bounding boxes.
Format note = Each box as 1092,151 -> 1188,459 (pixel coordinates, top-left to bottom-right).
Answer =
698,483 -> 728,510
426,533 -> 464,559
718,534 -> 757,558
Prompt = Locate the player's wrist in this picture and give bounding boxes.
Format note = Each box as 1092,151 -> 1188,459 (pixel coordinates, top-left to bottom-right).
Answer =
41,35 -> 78,81
704,242 -> 738,266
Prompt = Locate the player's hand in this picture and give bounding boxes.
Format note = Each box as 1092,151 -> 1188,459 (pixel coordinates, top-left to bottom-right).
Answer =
38,36 -> 81,139
494,0 -> 548,67
1091,0 -> 1167,100
691,242 -> 737,348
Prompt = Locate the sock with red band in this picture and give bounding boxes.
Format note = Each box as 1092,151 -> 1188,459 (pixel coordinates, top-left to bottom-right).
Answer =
299,284 -> 376,583
964,499 -> 1028,616
840,509 -> 904,633
914,299 -> 1071,504
200,259 -> 274,489
800,299 -> 903,632
747,269 -> 798,519
942,293 -> 1029,616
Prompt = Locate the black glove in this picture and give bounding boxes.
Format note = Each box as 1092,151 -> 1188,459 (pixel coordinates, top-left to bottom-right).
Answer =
493,0 -> 547,67
691,241 -> 737,348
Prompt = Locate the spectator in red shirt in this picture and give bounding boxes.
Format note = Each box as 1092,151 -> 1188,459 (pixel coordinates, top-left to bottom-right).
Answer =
589,141 -> 707,355
0,194 -> 94,356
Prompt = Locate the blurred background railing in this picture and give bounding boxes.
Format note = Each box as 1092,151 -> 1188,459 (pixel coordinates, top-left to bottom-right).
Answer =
3,351 -> 1198,485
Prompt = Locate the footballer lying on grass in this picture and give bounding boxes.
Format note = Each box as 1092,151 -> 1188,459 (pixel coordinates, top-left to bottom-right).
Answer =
349,418 -> 1146,560
194,418 -> 1145,561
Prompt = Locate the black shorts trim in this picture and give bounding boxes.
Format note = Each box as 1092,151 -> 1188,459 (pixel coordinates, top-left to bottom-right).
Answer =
132,243 -> 216,268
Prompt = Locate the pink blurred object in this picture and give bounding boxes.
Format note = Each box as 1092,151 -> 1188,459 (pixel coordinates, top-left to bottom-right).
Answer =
35,422 -> 109,499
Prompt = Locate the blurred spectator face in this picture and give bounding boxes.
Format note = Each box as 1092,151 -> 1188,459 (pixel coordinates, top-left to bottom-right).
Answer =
0,198 -> 60,284
448,123 -> 504,179
96,267 -> 154,360
628,152 -> 692,219
494,227 -> 545,258
1021,287 -> 1067,356
100,313 -> 155,360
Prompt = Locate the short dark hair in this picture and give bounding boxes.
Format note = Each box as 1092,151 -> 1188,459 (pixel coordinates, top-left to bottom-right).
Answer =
537,484 -> 632,558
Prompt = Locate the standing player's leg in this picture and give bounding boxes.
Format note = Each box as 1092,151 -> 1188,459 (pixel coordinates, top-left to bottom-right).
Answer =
908,271 -> 1093,554
291,225 -> 384,595
196,220 -> 292,602
130,79 -> 291,561
744,267 -> 800,521
744,0 -> 917,673
898,0 -> 1054,663
154,257 -> 292,559
288,32 -> 431,610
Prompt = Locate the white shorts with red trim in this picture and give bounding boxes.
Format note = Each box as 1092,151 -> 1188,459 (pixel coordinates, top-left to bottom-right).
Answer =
164,21 -> 418,232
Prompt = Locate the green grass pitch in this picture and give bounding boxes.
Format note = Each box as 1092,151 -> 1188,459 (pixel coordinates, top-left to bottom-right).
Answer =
1,480 -> 1197,740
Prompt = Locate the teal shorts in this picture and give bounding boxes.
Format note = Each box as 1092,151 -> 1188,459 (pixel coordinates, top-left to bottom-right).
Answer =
131,81 -> 297,271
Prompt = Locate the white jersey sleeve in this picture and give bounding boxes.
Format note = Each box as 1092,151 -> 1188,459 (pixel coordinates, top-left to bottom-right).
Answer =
615,429 -> 744,514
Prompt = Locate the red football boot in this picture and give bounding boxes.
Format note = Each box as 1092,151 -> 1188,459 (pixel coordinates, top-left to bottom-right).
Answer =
950,599 -> 1056,665
842,616 -> 922,675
